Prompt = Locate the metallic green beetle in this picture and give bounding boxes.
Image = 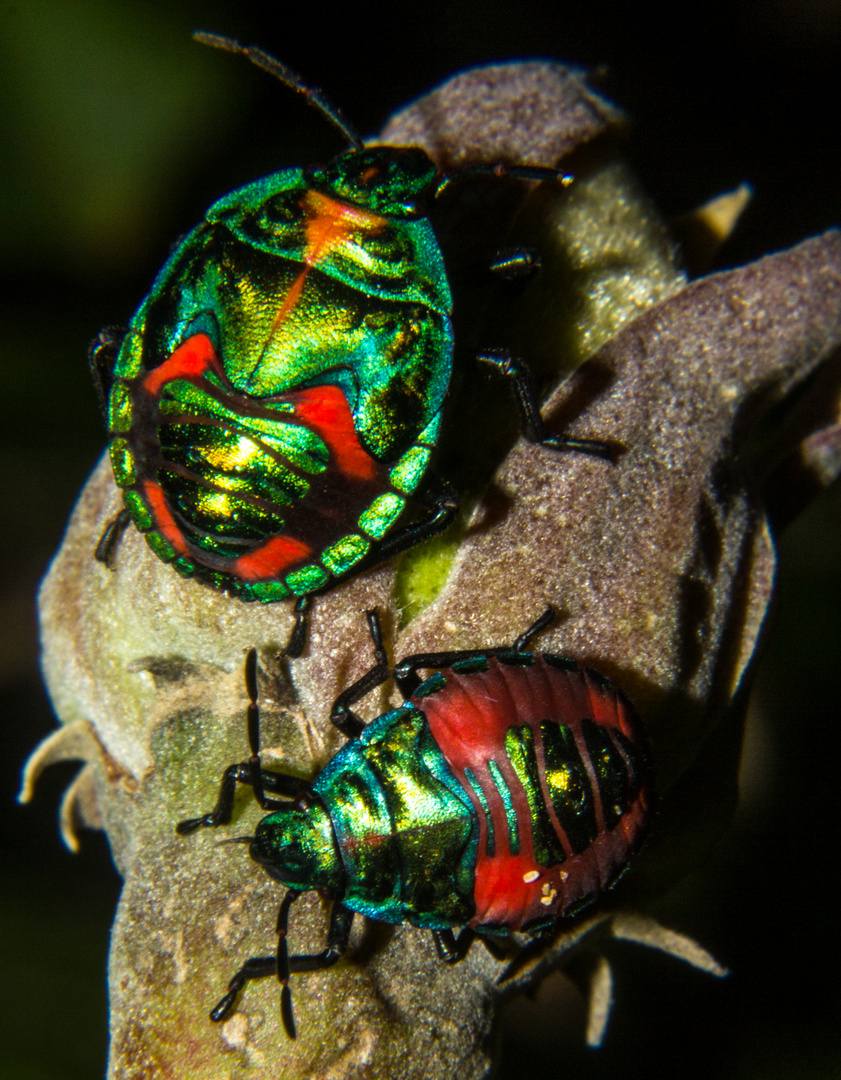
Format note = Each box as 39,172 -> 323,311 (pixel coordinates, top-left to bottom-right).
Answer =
92,35 -> 611,652
178,609 -> 651,1037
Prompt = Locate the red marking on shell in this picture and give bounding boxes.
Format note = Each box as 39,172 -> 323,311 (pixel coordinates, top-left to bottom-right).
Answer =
135,331 -> 383,582
302,190 -> 386,266
414,657 -> 650,930
142,333 -> 221,397
140,479 -> 192,559
233,535 -> 313,582
472,852 -> 546,926
144,333 -> 377,487
268,268 -> 308,341
289,385 -> 379,482
338,829 -> 391,856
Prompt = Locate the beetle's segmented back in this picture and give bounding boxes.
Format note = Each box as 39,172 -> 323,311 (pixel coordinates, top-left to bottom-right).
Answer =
412,655 -> 651,930
107,150 -> 453,604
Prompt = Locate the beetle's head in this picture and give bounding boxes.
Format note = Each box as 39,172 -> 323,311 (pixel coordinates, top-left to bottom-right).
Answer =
250,800 -> 342,891
307,146 -> 438,218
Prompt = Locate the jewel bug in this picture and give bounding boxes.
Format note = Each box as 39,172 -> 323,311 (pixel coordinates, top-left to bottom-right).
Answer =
178,608 -> 652,1036
91,34 -> 613,655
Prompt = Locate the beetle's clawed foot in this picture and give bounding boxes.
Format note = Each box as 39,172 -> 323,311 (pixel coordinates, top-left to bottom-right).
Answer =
209,987 -> 238,1023
176,814 -> 213,835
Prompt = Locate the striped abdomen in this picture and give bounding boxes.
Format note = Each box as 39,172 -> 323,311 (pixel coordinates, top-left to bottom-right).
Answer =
413,654 -> 651,932
110,332 -> 435,602
107,175 -> 452,604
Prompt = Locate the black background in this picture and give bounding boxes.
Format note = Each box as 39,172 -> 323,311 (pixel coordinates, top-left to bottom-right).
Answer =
1,2 -> 840,1077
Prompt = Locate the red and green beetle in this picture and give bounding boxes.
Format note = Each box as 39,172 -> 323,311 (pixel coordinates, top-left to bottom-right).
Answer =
91,34 -> 612,654
178,608 -> 652,1036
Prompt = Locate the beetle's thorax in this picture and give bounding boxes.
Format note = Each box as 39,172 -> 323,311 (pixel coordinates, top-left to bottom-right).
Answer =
251,801 -> 342,891
306,145 -> 438,218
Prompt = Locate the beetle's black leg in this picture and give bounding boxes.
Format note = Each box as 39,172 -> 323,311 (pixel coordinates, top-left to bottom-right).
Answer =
433,927 -> 476,964
488,246 -> 542,281
283,596 -> 312,659
361,476 -> 459,567
275,889 -> 300,1037
94,508 -> 133,568
393,607 -> 556,696
175,763 -> 311,835
176,761 -> 249,834
434,928 -> 509,963
88,324 -> 126,420
244,648 -> 315,812
393,647 -> 487,698
210,895 -> 352,1033
436,161 -> 574,199
512,606 -> 555,652
244,647 -> 268,808
477,348 -> 615,461
287,901 -> 353,974
210,955 -> 278,1022
177,649 -> 311,834
330,611 -> 390,738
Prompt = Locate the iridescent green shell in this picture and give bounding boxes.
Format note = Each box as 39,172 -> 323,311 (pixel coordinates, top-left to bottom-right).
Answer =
257,704 -> 478,928
107,147 -> 453,601
250,654 -> 651,932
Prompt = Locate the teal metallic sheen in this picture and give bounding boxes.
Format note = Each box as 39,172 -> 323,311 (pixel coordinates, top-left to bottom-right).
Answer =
115,164 -> 452,453
260,704 -> 478,928
105,144 -> 454,604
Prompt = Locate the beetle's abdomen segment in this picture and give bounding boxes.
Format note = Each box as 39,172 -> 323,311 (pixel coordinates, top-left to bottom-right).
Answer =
314,706 -> 477,928
109,332 -> 432,601
413,656 -> 651,932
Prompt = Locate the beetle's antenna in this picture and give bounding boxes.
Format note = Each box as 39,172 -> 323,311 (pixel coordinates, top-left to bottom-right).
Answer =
214,836 -> 256,848
194,32 -> 365,151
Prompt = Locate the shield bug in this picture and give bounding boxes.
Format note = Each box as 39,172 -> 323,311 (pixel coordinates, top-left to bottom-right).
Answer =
178,608 -> 651,1036
92,35 -> 613,654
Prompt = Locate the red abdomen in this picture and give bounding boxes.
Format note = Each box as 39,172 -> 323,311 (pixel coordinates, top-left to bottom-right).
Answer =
412,655 -> 651,931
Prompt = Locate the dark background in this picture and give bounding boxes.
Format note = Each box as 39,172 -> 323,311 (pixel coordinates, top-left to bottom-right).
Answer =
1,2 -> 840,1078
